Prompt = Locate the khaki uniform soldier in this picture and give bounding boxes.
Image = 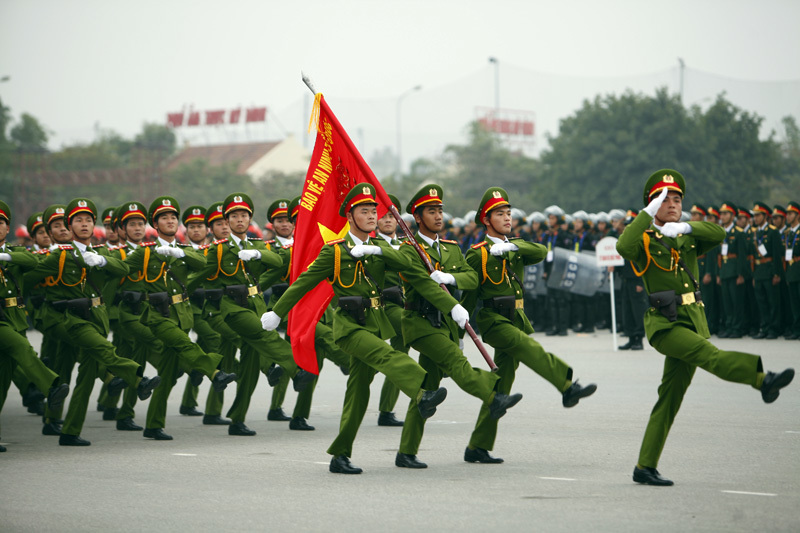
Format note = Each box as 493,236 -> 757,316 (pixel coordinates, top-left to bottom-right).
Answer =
191,193 -> 315,437
123,196 -> 236,440
785,202 -> 800,339
261,184 -> 448,475
103,202 -> 166,432
617,169 -> 794,486
395,184 -> 522,469
262,197 -> 350,431
716,202 -> 748,338
462,188 -> 596,464
0,201 -> 70,452
750,202 -> 783,339
374,193 -> 406,427
178,204 -> 237,422
26,198 -> 161,446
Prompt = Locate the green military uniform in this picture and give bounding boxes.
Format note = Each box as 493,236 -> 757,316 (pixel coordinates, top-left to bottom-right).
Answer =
397,185 -> 501,463
785,202 -> 800,339
268,184 -> 442,472
462,188 -> 591,459
750,202 -> 783,338
26,198 -> 157,445
740,212 -> 759,335
190,193 -> 311,436
0,201 -> 68,445
96,206 -> 123,417
717,202 -> 748,338
617,170 -> 793,486
698,206 -> 722,335
123,197 -> 229,439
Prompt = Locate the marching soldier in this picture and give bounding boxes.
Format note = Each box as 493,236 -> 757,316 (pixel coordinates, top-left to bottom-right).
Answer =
716,202 -> 748,339
26,198 -> 161,446
750,202 -> 783,339
0,201 -> 70,452
261,184 -> 448,474
27,212 -> 51,251
192,193 -> 315,437
617,170 -> 794,486
123,196 -> 236,440
462,188 -> 595,464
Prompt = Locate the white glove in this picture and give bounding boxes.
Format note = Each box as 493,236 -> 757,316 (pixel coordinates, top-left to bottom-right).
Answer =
156,245 -> 185,258
655,222 -> 692,238
643,187 -> 668,217
238,249 -> 262,261
450,304 -> 469,329
0,253 -> 11,262
490,242 -> 519,256
261,311 -> 281,331
350,244 -> 382,258
430,270 -> 456,285
83,252 -> 107,267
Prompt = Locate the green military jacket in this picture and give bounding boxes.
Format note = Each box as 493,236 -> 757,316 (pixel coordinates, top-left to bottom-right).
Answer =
718,224 -> 749,279
103,242 -> 149,321
123,240 -> 205,330
191,236 -> 282,316
26,243 -> 129,335
399,234 -> 477,345
258,240 -> 292,309
272,233 -> 410,342
461,237 -> 547,335
785,225 -> 800,283
616,211 -> 725,341
751,224 -> 783,280
0,244 -> 38,332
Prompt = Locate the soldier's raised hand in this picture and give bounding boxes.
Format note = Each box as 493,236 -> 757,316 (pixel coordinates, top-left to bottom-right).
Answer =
643,187 -> 669,217
656,222 -> 692,238
350,244 -> 382,258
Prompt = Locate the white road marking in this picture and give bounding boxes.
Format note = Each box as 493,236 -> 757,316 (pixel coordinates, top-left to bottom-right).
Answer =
173,453 -> 197,457
539,477 -> 575,481
314,461 -> 329,465
785,431 -> 800,434
721,490 -> 777,497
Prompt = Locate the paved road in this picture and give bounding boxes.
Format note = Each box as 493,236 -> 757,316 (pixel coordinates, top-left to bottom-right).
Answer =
1,330 -> 798,532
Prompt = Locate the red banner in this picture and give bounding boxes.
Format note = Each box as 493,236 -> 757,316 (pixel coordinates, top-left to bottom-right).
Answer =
245,107 -> 267,123
187,111 -> 200,126
229,108 -> 241,124
287,94 -> 392,374
206,110 -> 225,125
166,112 -> 184,128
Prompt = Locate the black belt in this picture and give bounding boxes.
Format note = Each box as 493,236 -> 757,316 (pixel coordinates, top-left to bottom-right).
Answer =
382,285 -> 403,306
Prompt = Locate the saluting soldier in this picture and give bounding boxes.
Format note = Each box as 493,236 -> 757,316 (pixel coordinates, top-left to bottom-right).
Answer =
716,202 -> 748,339
123,197 -> 236,440
395,184 -> 523,469
617,170 -> 794,486
192,193 -> 315,437
0,201 -> 70,452
261,184 -> 448,475
784,202 -> 800,340
26,198 -> 161,446
462,188 -> 596,464
750,202 -> 783,339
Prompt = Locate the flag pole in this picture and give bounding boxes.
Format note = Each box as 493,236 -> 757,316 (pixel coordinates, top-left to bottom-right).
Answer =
300,73 -> 497,372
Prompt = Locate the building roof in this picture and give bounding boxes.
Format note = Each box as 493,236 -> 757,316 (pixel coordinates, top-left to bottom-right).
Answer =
165,142 -> 281,175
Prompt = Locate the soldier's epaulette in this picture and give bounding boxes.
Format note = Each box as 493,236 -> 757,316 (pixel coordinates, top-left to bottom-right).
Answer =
213,238 -> 228,245
326,238 -> 345,245
401,240 -> 414,245
769,224 -> 777,230
34,248 -> 50,255
198,243 -> 212,250
264,239 -> 276,245
645,229 -> 655,234
441,239 -> 457,245
177,242 -> 191,247
94,243 -> 106,248
471,241 -> 487,249
141,241 -> 157,247
282,244 -> 293,249
734,227 -> 743,232
58,244 -> 73,251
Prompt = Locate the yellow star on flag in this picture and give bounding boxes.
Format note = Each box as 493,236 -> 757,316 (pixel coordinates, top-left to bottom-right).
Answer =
318,222 -> 349,243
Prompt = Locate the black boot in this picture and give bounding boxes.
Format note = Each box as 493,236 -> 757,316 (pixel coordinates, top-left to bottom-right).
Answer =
630,336 -> 644,350
267,408 -> 291,421
377,411 -> 404,427
116,417 -> 143,431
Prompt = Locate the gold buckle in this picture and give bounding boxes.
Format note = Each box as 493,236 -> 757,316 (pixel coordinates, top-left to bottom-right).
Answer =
680,292 -> 696,305
91,297 -> 102,307
515,299 -> 524,309
247,286 -> 260,297
4,297 -> 18,307
755,259 -> 761,265
369,296 -> 382,308
171,294 -> 185,304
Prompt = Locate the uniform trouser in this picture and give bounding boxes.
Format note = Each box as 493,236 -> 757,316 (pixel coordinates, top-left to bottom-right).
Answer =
43,329 -> 79,422
327,328 -> 427,458
225,307 -> 298,424
637,325 -> 763,468
61,350 -> 102,437
744,278 -> 758,334
97,320 -> 125,410
145,341 -> 183,430
720,278 -> 745,335
180,313 -> 232,415
65,319 -> 141,388
780,279 -> 792,335
399,332 -> 499,455
468,320 -> 572,451
147,315 -> 223,379
753,277 -> 780,336
546,288 -> 570,332
789,281 -> 800,336
0,324 -> 58,401
116,317 -> 164,421
378,303 -> 406,413
621,280 -> 647,338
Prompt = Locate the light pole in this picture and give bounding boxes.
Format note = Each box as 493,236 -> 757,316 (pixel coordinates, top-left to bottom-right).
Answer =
488,57 -> 499,111
396,84 -> 421,180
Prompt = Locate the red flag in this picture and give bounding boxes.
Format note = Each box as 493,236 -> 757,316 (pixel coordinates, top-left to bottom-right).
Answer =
206,109 -> 225,125
229,108 -> 241,124
166,112 -> 184,128
287,94 -> 392,374
245,107 -> 267,123
187,111 -> 200,126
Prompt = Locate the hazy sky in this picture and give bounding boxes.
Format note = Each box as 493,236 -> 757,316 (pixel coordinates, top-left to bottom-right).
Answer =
2,0 -> 799,167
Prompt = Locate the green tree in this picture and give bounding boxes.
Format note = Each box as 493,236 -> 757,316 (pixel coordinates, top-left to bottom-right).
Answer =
9,112 -> 49,152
